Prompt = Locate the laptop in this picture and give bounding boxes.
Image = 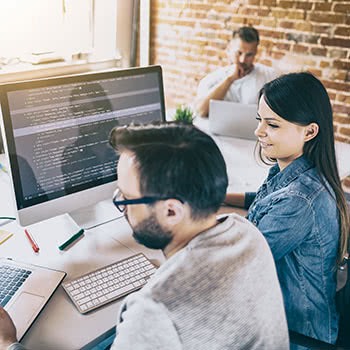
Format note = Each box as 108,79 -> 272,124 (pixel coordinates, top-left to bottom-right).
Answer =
209,100 -> 258,140
0,258 -> 66,340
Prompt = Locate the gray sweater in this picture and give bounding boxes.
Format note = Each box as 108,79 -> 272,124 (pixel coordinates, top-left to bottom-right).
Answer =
9,214 -> 289,350
111,214 -> 289,349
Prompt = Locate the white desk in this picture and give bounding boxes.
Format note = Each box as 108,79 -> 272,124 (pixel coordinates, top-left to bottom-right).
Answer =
193,116 -> 350,190
0,118 -> 349,349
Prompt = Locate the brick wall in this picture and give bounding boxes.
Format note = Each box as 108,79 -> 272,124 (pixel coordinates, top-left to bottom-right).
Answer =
149,0 -> 350,190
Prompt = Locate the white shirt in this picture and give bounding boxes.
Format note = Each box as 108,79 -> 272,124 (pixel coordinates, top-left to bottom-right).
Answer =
197,63 -> 278,105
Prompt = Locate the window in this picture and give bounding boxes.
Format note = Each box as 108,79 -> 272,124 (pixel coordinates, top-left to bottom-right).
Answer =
0,0 -> 118,67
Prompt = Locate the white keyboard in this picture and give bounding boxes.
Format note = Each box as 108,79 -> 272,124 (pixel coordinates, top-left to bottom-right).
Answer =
62,253 -> 157,314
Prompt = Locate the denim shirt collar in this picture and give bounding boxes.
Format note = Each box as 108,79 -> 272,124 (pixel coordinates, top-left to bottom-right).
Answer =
263,155 -> 313,194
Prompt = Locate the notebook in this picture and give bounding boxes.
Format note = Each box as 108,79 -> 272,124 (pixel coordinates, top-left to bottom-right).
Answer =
208,100 -> 258,140
0,258 -> 66,340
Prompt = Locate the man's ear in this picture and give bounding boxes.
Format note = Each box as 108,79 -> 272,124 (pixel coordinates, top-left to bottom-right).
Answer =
304,123 -> 319,142
157,199 -> 185,227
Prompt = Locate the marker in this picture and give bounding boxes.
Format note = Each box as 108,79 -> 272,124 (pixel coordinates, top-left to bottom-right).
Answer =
58,229 -> 85,251
24,229 -> 39,253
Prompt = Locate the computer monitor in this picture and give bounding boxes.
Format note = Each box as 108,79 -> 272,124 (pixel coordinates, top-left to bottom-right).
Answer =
0,65 -> 166,226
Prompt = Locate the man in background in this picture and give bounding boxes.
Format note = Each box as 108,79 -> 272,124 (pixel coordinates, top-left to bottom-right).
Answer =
195,26 -> 277,117
0,122 -> 289,350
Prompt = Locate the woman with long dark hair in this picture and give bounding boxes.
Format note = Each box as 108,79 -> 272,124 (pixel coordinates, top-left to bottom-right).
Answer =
226,72 -> 349,348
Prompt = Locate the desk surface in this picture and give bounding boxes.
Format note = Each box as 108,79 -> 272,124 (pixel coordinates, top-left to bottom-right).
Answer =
0,116 -> 350,349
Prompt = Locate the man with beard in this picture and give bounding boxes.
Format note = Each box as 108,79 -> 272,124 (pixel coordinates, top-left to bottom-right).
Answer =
194,26 -> 277,117
0,122 -> 289,350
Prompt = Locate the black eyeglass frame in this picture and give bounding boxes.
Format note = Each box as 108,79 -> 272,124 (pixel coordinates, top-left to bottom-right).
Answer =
112,189 -> 184,213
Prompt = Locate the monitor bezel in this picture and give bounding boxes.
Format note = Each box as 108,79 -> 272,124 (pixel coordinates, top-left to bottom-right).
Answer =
0,65 -> 166,226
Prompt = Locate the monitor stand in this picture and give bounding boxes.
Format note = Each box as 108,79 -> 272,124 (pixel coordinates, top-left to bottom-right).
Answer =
26,200 -> 124,250
69,198 -> 123,230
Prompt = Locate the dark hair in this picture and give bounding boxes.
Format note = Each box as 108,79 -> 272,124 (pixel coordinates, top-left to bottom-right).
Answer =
258,72 -> 350,266
109,122 -> 228,220
233,26 -> 260,45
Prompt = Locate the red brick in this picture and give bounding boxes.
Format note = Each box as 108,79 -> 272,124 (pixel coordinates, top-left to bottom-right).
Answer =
314,3 -> 332,11
329,50 -> 348,59
333,104 -> 350,114
334,26 -> 350,37
248,18 -> 261,26
188,3 -> 212,11
229,16 -> 246,24
271,9 -> 288,18
296,2 -> 312,10
334,115 -> 350,124
337,95 -> 350,104
276,42 -> 291,50
323,80 -> 350,92
200,21 -> 223,30
334,3 -> 350,13
280,21 -> 295,29
259,29 -> 284,39
312,25 -> 332,34
241,7 -> 270,16
248,0 -> 260,5
213,4 -> 234,13
334,60 -> 350,70
311,47 -> 327,56
295,22 -> 313,32
321,37 -> 350,49
336,136 -> 350,145
260,39 -> 275,48
154,18 -> 196,28
320,61 -> 330,68
308,13 -> 344,24
279,1 -> 294,9
262,0 -> 276,6
307,68 -> 322,77
293,44 -> 309,54
339,127 -> 350,137
288,11 -> 306,20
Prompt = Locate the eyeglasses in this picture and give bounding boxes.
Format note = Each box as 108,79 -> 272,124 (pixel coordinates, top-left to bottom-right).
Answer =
112,188 -> 183,213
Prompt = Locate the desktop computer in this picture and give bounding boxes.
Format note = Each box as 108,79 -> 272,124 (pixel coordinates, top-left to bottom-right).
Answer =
0,65 -> 166,347
0,65 -> 166,226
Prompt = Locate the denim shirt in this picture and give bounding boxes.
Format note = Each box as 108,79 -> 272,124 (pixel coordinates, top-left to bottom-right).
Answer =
246,156 -> 339,346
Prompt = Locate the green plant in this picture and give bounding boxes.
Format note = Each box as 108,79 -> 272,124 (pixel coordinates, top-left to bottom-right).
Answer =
174,105 -> 194,124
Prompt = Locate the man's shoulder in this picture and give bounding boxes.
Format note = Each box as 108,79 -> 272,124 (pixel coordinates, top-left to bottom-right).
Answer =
253,62 -> 277,78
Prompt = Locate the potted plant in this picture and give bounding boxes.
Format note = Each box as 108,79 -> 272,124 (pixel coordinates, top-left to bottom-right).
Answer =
174,105 -> 194,124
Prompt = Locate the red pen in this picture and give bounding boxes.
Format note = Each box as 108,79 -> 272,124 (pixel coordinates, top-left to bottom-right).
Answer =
24,229 -> 40,253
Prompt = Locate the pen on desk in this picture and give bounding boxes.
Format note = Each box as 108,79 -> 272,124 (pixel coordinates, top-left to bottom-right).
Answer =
24,229 -> 40,253
0,163 -> 8,174
58,228 -> 85,251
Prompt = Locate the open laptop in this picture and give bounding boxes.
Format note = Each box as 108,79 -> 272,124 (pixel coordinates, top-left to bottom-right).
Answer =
0,258 -> 66,340
209,100 -> 258,140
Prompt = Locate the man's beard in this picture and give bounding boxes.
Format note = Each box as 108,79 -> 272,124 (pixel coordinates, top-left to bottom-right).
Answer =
126,213 -> 173,250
